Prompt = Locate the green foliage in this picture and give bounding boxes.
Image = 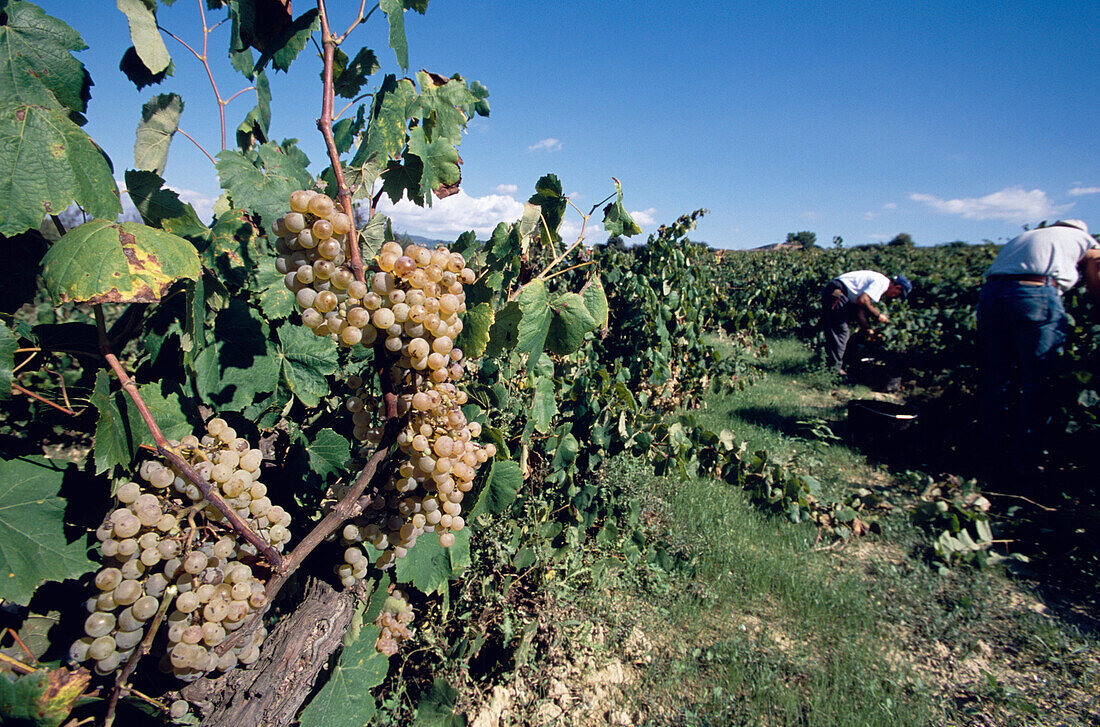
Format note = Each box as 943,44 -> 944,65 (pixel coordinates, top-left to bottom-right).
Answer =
0,456 -> 95,605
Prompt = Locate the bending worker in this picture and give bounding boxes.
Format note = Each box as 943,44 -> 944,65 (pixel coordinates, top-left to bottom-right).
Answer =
821,270 -> 912,374
978,219 -> 1100,470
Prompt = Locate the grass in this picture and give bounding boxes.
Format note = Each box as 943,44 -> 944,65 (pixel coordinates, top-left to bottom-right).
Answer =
560,338 -> 1100,726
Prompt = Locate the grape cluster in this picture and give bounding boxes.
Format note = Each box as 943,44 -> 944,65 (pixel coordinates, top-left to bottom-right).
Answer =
69,419 -> 290,681
274,191 -> 478,353
272,189 -> 496,577
374,587 -> 414,657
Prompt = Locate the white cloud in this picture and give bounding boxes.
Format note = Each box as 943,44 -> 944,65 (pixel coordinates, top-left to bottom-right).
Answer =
528,137 -> 562,152
909,186 -> 1071,223
863,202 -> 897,221
1068,186 -> 1100,197
493,183 -> 518,195
630,208 -> 658,226
378,189 -> 525,237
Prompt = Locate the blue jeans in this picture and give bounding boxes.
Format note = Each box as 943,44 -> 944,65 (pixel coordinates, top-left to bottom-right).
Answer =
977,280 -> 1068,467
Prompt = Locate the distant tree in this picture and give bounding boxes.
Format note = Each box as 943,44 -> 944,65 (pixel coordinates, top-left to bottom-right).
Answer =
785,231 -> 817,248
832,235 -> 844,248
887,232 -> 914,247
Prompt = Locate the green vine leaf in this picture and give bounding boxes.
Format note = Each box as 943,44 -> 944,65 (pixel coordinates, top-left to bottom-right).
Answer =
582,275 -> 609,328
471,459 -> 521,517
456,302 -> 494,359
394,529 -> 469,594
332,46 -> 379,100
41,219 -> 201,304
253,8 -> 319,74
362,75 -> 417,164
407,125 -> 461,201
0,456 -> 96,606
134,92 -> 183,176
546,292 -> 598,355
416,678 -> 466,727
216,143 -> 313,230
602,178 -> 642,237
116,0 -> 171,75
0,103 -> 122,236
380,0 -> 409,70
124,170 -> 210,238
275,324 -> 338,408
0,1 -> 91,113
306,428 -> 351,478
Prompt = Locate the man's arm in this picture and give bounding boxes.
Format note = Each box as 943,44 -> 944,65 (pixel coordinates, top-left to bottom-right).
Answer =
1080,248 -> 1100,303
855,292 -> 888,327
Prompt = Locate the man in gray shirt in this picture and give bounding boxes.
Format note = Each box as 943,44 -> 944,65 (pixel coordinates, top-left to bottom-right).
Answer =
978,219 -> 1100,471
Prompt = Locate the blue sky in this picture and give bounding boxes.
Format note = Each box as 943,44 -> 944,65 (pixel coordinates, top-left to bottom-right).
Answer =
35,1 -> 1100,249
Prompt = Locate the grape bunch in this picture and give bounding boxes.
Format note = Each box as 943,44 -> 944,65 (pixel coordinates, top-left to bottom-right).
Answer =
336,372 -> 496,578
69,418 -> 291,681
374,587 -> 414,657
273,190 -> 477,353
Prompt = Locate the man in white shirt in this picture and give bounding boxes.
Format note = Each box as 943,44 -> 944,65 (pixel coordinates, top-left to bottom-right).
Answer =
978,219 -> 1100,470
821,270 -> 913,374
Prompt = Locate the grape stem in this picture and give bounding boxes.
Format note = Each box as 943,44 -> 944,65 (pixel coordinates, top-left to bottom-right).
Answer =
93,306 -> 284,569
104,585 -> 178,727
317,0 -> 366,286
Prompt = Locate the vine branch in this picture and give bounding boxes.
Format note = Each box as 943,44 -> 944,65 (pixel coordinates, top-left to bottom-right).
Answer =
317,0 -> 366,285
93,306 -> 283,569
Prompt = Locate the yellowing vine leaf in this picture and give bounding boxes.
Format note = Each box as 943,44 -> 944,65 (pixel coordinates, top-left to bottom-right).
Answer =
41,219 -> 201,304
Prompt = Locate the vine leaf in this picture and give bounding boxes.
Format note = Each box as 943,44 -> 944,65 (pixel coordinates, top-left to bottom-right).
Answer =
361,75 -> 417,164
305,428 -> 350,478
417,679 -> 466,727
0,103 -> 122,236
471,459 -> 521,517
546,292 -> 598,355
119,45 -> 174,90
41,219 -> 201,304
134,92 -> 183,176
394,529 -> 469,594
0,456 -> 96,606
581,275 -> 609,328
332,46 -> 379,99
380,0 -> 409,70
115,0 -> 171,75
528,174 -> 566,243
216,143 -> 313,230
455,302 -> 493,359
407,125 -> 461,202
193,300 -> 280,412
0,666 -> 92,727
602,178 -> 642,237
516,280 -> 551,366
253,258 -> 295,320
0,322 -> 15,401
253,8 -> 319,74
125,170 -> 210,238
91,371 -> 134,474
298,581 -> 390,727
0,1 -> 91,113
275,324 -> 338,408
